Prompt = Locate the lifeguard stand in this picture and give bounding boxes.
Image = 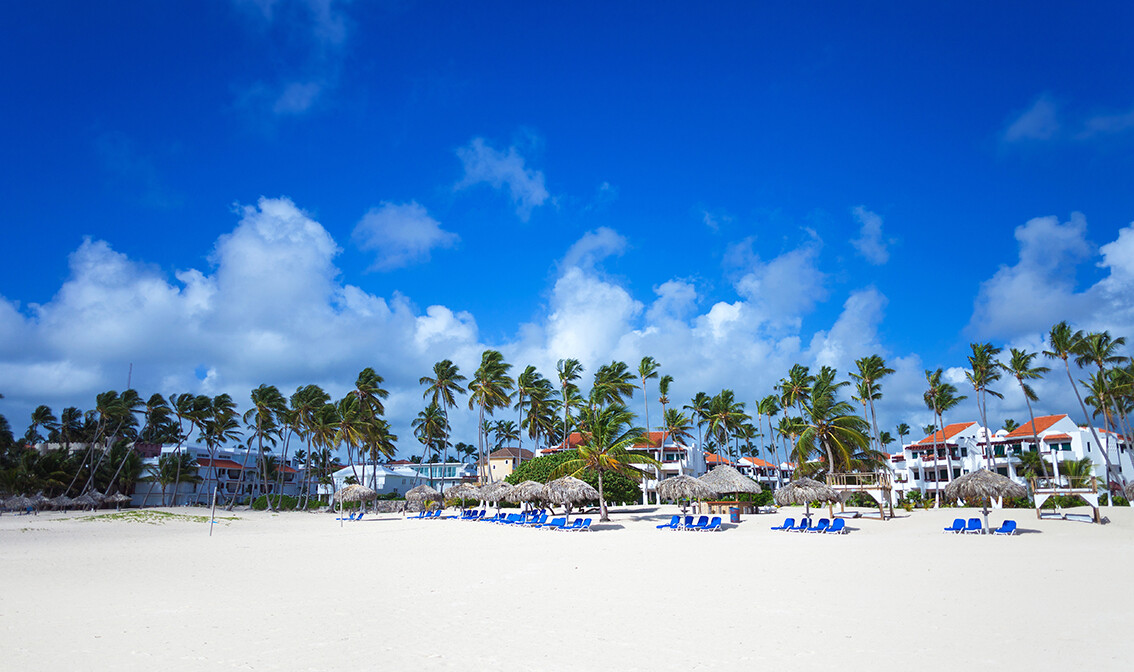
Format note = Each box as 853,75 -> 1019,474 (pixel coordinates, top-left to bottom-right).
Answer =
1030,476 -> 1101,523
826,472 -> 894,520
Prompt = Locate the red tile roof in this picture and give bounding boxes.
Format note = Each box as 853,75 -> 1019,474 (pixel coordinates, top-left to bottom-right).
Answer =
1042,433 -> 1072,442
705,452 -> 734,466
197,458 -> 245,470
916,422 -> 976,445
740,456 -> 776,468
1006,415 -> 1067,438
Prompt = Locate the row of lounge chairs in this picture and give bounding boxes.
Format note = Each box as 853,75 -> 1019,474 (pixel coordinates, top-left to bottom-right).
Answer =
656,515 -> 723,531
769,517 -> 847,534
336,511 -> 365,521
943,518 -> 1018,535
412,508 -> 594,531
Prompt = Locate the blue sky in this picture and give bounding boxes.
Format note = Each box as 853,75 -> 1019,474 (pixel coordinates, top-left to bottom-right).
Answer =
2,1 -> 1133,454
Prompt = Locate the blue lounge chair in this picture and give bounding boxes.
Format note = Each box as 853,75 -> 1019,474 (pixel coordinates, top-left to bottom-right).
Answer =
681,515 -> 694,529
525,513 -> 548,527
500,513 -> 524,525
700,516 -> 722,532
686,515 -> 710,531
463,510 -> 485,521
826,518 -> 847,534
992,520 -> 1017,535
657,515 -> 682,530
789,518 -> 811,532
571,518 -> 593,532
963,518 -> 982,534
538,517 -> 567,530
336,511 -> 357,521
807,518 -> 830,534
770,517 -> 795,531
943,518 -> 965,534
355,512 -> 365,522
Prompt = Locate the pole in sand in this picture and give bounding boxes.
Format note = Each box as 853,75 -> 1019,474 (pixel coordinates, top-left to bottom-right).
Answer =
209,486 -> 218,537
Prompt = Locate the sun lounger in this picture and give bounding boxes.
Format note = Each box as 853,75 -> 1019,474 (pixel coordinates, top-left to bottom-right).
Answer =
807,518 -> 830,533
336,511 -> 357,521
538,517 -> 568,530
1066,513 -> 1094,523
700,516 -> 722,532
826,518 -> 847,534
789,518 -> 811,532
943,518 -> 965,534
566,518 -> 593,532
657,515 -> 682,530
686,515 -> 709,531
963,518 -> 982,534
770,517 -> 795,531
992,520 -> 1017,535
355,512 -> 365,521
525,513 -> 548,527
500,513 -> 524,525
833,511 -> 860,518
682,515 -> 694,529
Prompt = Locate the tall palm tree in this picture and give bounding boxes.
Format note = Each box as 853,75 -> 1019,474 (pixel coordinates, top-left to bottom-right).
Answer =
26,405 -> 58,445
850,355 -> 894,453
684,392 -> 711,455
706,390 -> 746,463
1000,348 -> 1050,477
420,359 -> 467,482
592,361 -> 636,409
966,342 -> 1003,469
895,422 -> 910,448
556,358 -> 584,446
924,369 -> 966,507
469,350 -> 515,482
240,385 -> 286,509
637,356 -> 661,504
757,395 -> 783,487
550,404 -> 659,521
661,408 -> 694,447
513,365 -> 540,465
492,419 -> 520,449
412,402 -> 448,487
1075,330 -> 1129,486
792,370 -> 870,477
657,374 -> 674,422
1045,322 -> 1120,490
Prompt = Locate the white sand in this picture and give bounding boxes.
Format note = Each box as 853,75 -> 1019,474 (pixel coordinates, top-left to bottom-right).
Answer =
2,504 -> 1133,671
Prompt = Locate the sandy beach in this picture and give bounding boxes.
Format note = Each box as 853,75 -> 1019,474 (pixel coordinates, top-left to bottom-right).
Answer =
3,505 -> 1133,671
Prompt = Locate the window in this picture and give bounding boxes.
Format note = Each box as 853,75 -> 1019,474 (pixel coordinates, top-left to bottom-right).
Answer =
961,448 -> 968,457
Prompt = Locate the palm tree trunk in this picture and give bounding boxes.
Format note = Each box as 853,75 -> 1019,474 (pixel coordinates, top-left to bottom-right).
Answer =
598,468 -> 608,521
1063,361 -> 1118,496
1021,389 -> 1047,479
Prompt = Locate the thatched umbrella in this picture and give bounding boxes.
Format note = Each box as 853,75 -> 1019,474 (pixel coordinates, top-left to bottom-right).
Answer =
105,493 -> 132,511
478,480 -> 515,514
72,493 -> 100,510
944,468 -> 1027,533
657,475 -> 717,514
509,480 -> 547,509
700,465 -> 763,495
29,492 -> 49,511
541,476 -> 599,522
4,495 -> 32,512
334,484 -> 378,527
774,477 -> 841,519
405,484 -> 443,513
49,495 -> 73,511
444,482 -> 482,513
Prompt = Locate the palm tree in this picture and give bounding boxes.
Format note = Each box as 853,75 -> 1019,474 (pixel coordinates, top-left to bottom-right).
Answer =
514,365 -> 539,465
240,385 -> 286,509
792,370 -> 870,477
26,405 -> 58,445
550,404 -> 659,521
966,342 -> 1003,469
637,356 -> 661,504
1000,348 -> 1050,477
492,419 -> 520,449
147,451 -> 201,506
468,350 -> 514,482
1045,322 -> 1120,491
291,385 -> 329,508
895,422 -> 910,448
706,390 -> 746,463
657,374 -> 674,422
522,375 -> 557,453
1075,330 -> 1129,487
850,355 -> 894,453
420,359 -> 467,484
556,358 -> 584,445
684,392 -> 711,456
661,408 -> 694,447
412,402 -> 448,487
592,361 -> 636,409
756,395 -> 783,487
924,369 -> 966,507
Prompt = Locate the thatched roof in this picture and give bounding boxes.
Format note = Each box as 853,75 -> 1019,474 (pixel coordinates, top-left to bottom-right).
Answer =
4,495 -> 32,510
478,480 -> 515,502
334,484 -> 378,503
541,476 -> 599,504
105,493 -> 132,504
1125,481 -> 1134,501
444,483 -> 481,501
507,480 -> 547,502
944,469 -> 1026,502
405,484 -> 443,503
657,475 -> 717,501
29,492 -> 49,507
72,493 -> 100,509
48,495 -> 73,509
699,465 -> 763,495
774,478 -> 841,505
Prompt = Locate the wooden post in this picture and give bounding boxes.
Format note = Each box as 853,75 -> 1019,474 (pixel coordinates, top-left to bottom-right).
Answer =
208,486 -> 217,537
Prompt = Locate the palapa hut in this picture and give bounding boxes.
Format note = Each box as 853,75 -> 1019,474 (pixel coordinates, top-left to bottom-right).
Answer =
656,475 -> 717,514
333,484 -> 378,527
507,480 -> 546,511
71,493 -> 100,510
48,495 -> 73,511
541,476 -> 598,522
405,484 -> 443,512
444,482 -> 482,513
774,477 -> 841,519
944,468 -> 1027,531
478,480 -> 515,514
105,493 -> 132,510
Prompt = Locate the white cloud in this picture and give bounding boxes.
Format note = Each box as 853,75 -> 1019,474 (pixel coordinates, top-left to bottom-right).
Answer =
560,227 -> 626,270
807,287 -> 888,369
1081,106 -> 1134,137
850,206 -> 890,265
272,81 -> 323,115
734,238 -> 827,329
456,138 -> 550,221
352,201 -> 458,271
1003,94 -> 1060,142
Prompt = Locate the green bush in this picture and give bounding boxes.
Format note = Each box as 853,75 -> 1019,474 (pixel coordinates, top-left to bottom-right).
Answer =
1100,494 -> 1130,506
251,495 -> 307,511
506,451 -> 642,505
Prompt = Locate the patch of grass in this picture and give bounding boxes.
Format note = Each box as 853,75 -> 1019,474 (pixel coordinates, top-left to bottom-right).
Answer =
77,510 -> 240,525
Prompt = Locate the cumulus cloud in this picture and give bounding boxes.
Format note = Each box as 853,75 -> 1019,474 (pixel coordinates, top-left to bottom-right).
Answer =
850,206 -> 890,265
807,287 -> 888,369
560,227 -> 626,270
455,138 -> 550,221
352,201 -> 458,271
1082,106 -> 1134,136
733,237 -> 827,329
1003,94 -> 1060,142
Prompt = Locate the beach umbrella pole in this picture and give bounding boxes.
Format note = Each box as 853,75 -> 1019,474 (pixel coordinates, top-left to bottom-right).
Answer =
209,486 -> 217,537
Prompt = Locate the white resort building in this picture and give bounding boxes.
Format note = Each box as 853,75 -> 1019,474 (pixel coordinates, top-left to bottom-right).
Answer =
889,414 -> 1133,501
131,444 -> 308,507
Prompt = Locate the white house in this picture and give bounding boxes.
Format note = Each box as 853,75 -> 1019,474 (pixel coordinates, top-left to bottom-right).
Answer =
132,444 -> 309,507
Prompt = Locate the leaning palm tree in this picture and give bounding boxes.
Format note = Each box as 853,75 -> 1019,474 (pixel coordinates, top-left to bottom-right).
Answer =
550,404 -> 659,521
756,395 -> 783,487
592,361 -> 636,409
850,355 -> 894,453
1000,348 -> 1050,477
793,373 -> 870,477
924,369 -> 966,508
684,392 -> 712,457
411,402 -> 448,488
240,385 -> 286,509
1045,322 -> 1120,491
514,365 -> 539,465
420,359 -> 467,476
468,350 -> 514,482
895,422 -> 910,447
